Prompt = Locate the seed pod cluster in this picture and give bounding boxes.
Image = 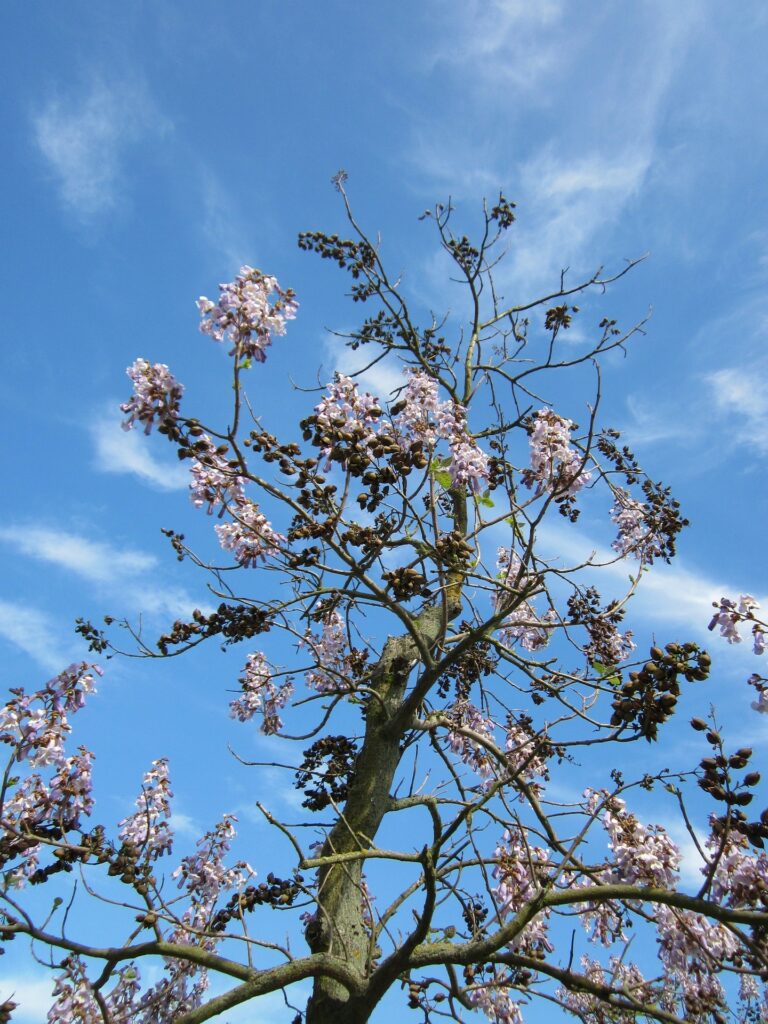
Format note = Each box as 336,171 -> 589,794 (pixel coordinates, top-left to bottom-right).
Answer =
210,873 -> 305,932
611,642 -> 710,741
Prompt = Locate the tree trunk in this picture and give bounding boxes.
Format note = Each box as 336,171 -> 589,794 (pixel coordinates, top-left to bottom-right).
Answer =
305,605 -> 456,1024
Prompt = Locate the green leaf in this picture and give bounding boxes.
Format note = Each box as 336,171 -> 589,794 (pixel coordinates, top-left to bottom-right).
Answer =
477,493 -> 494,508
592,660 -> 621,686
431,469 -> 453,489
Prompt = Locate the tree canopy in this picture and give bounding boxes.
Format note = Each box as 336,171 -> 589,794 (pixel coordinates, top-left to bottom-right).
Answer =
2,182 -> 768,1024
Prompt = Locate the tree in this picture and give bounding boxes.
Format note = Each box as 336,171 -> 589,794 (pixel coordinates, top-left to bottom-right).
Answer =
2,178 -> 768,1024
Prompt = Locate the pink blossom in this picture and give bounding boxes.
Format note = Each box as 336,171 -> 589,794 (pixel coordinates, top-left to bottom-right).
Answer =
445,700 -> 496,778
197,266 -> 297,363
189,436 -> 245,513
494,548 -> 555,651
172,815 -> 255,936
215,501 -> 284,566
118,758 -> 173,861
313,374 -> 383,469
230,652 -> 294,734
708,594 -> 764,647
602,799 -> 680,888
523,407 -> 591,496
610,489 -> 665,562
121,358 -> 184,435
303,611 -> 356,693
468,977 -> 524,1024
391,370 -> 490,492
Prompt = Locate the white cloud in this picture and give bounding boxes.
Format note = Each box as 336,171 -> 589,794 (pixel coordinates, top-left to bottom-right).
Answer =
506,149 -> 651,289
200,169 -> 254,270
706,366 -> 768,456
90,410 -> 188,491
0,974 -> 54,1023
0,602 -> 70,671
621,394 -> 697,447
427,0 -> 566,91
533,519 -> 755,642
0,526 -> 156,585
32,79 -> 170,219
322,333 -> 405,398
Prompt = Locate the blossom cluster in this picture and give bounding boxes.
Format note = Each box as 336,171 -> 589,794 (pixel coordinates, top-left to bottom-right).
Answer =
706,829 -> 768,908
394,371 -> 490,491
197,266 -> 298,362
214,500 -> 285,566
558,956 -> 654,1023
468,975 -> 524,1024
709,595 -> 766,654
313,373 -> 383,469
610,488 -> 665,563
172,814 -> 255,937
522,407 -> 591,496
311,369 -> 491,492
445,700 -> 496,779
494,548 -> 555,652
302,610 -> 360,693
505,720 -> 549,792
1,663 -> 100,887
120,358 -> 184,436
117,758 -> 174,861
189,435 -> 245,513
48,957 -> 141,1024
492,827 -> 553,956
229,651 -> 294,734
602,798 -> 680,888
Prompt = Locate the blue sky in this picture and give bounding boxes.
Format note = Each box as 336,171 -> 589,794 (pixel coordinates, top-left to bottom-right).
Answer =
2,1 -> 768,1020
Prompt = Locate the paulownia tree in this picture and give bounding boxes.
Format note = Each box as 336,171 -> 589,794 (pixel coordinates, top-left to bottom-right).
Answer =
2,176 -> 768,1024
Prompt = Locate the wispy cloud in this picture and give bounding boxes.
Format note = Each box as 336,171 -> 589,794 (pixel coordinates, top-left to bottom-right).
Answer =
0,973 -> 54,1024
426,0 -> 566,92
0,524 -> 207,623
322,333 -> 405,398
32,78 -> 170,219
200,169 -> 254,270
506,149 -> 651,289
0,602 -> 71,671
705,366 -> 768,457
0,526 -> 156,585
534,520 -> 752,642
621,394 -> 698,448
90,409 -> 188,491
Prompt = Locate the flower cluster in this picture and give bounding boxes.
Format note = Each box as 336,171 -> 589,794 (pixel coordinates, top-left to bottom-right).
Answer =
303,611 -> 356,693
558,956 -> 654,1023
117,758 -> 174,862
655,905 -> 737,1019
214,501 -> 285,566
445,700 -> 496,779
121,358 -> 184,436
610,489 -> 665,563
313,373 -> 383,469
706,829 -> 768,907
172,815 -> 255,936
494,548 -> 555,652
189,436 -> 245,513
197,266 -> 297,362
492,827 -> 553,956
468,975 -> 524,1024
1,663 -> 100,887
229,652 -> 293,734
505,719 -> 549,791
602,799 -> 680,888
393,371 -> 490,491
522,407 -> 591,496
709,595 -> 766,654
